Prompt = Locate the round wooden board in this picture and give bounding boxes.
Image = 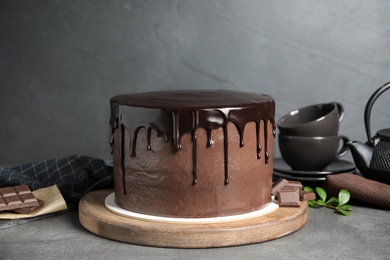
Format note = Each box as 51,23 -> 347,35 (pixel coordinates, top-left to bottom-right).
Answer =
79,189 -> 308,248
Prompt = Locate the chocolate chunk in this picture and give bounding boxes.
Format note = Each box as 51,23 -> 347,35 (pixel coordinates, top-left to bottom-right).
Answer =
282,185 -> 300,192
271,178 -> 289,196
285,181 -> 303,190
276,189 -> 300,207
299,190 -> 316,201
0,185 -> 39,212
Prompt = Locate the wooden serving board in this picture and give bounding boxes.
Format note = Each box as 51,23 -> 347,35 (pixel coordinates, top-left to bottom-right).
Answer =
79,189 -> 308,248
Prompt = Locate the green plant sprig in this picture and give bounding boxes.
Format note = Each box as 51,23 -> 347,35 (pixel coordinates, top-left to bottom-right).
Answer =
303,186 -> 353,216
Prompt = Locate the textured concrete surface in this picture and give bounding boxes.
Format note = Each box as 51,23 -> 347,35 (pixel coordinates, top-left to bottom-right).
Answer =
1,201 -> 389,260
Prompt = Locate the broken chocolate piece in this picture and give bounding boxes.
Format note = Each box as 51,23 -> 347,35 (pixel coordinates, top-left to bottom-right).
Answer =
282,185 -> 300,191
285,181 -> 303,190
13,199 -> 45,214
0,185 -> 39,212
299,190 -> 316,201
276,189 -> 300,207
271,178 -> 289,196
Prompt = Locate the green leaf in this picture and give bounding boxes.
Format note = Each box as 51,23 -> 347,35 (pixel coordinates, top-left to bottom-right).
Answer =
304,186 -> 314,193
327,197 -> 339,203
337,208 -> 350,216
316,187 -> 327,202
338,204 -> 353,211
338,189 -> 351,206
325,197 -> 339,207
302,187 -> 352,216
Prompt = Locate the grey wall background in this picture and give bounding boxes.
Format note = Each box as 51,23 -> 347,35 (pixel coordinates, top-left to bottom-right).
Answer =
1,0 -> 389,165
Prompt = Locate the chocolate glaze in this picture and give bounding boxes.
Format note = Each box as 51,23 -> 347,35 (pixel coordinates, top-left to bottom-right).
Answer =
110,90 -> 275,193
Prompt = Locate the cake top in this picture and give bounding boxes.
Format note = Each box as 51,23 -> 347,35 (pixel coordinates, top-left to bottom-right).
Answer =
110,89 -> 274,109
110,89 -> 275,151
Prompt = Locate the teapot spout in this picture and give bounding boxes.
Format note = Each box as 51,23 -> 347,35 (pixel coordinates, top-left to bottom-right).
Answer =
347,141 -> 373,174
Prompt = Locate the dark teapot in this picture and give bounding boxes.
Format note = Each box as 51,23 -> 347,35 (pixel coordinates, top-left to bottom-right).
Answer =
347,81 -> 390,184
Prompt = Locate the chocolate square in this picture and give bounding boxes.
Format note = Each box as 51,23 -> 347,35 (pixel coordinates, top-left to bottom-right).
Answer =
276,189 -> 300,207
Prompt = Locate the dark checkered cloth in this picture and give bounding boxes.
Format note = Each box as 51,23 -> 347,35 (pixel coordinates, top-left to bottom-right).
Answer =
0,155 -> 113,202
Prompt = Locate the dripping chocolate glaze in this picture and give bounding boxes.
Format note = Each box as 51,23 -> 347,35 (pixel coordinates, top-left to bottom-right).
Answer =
110,90 -> 275,190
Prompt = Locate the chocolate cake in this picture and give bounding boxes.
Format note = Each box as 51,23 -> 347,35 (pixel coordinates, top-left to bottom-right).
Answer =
110,90 -> 275,218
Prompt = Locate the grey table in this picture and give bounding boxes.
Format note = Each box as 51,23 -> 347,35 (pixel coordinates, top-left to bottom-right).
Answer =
1,200 -> 388,260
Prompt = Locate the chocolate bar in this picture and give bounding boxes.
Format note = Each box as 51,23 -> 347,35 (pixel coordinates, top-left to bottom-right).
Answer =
0,185 -> 39,212
276,189 -> 300,207
13,199 -> 45,214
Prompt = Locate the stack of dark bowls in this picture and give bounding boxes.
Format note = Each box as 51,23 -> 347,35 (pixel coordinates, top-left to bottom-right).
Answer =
274,102 -> 355,185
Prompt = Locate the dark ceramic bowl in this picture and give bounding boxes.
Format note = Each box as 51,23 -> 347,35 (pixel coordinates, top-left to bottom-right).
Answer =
277,102 -> 344,137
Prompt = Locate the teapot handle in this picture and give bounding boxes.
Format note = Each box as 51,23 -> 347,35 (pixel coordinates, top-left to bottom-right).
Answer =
365,81 -> 390,145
